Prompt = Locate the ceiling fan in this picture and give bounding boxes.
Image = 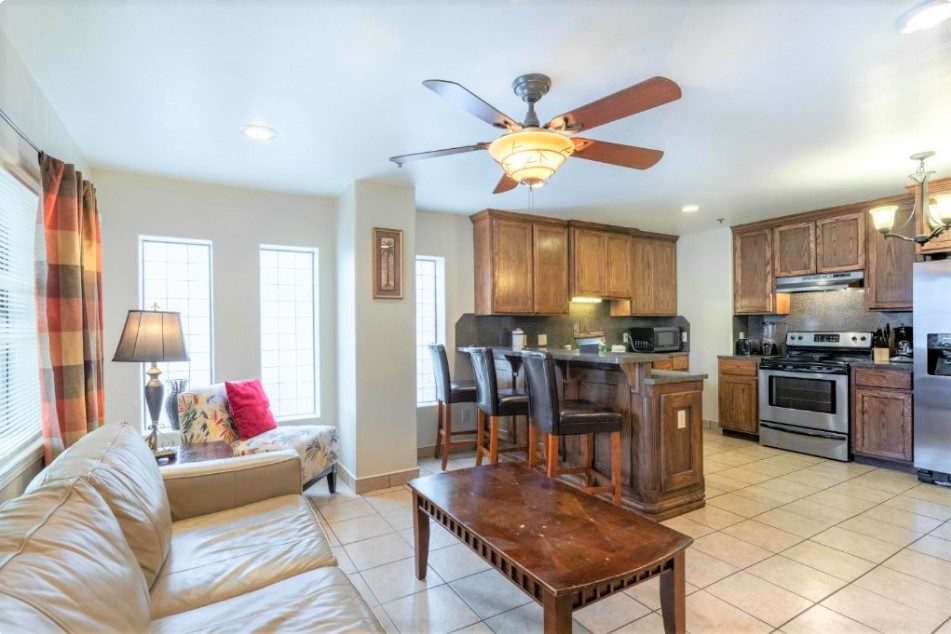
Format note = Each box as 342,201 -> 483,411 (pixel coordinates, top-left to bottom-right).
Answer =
389,73 -> 682,194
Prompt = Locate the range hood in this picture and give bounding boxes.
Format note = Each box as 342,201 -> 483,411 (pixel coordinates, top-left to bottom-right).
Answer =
776,271 -> 865,293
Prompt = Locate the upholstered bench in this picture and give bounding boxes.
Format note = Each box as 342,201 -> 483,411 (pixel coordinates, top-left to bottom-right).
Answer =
178,384 -> 339,492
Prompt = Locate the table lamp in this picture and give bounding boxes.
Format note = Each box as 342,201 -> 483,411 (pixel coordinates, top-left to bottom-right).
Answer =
112,307 -> 189,451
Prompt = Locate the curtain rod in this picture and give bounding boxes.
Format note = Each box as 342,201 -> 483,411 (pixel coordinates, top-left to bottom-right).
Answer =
0,105 -> 42,154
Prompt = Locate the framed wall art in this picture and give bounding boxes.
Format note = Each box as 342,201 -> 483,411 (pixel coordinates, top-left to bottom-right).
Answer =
372,227 -> 403,299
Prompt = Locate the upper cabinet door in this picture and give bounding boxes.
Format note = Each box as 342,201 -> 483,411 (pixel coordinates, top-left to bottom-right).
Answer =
651,238 -> 678,315
604,233 -> 631,298
773,222 -> 816,277
734,228 -> 776,314
867,196 -> 914,311
816,211 -> 866,272
491,219 -> 534,314
533,224 -> 569,314
571,229 -> 606,296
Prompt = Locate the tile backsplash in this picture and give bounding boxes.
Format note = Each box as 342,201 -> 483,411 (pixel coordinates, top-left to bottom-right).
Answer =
456,301 -> 690,351
735,289 -> 912,346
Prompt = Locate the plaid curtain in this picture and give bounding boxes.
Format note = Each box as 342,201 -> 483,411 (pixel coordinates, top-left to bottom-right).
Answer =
36,153 -> 105,463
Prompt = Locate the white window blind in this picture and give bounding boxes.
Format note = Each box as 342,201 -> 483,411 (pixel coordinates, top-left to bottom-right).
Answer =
140,237 -> 213,428
416,256 -> 444,405
260,246 -> 318,419
0,168 -> 41,459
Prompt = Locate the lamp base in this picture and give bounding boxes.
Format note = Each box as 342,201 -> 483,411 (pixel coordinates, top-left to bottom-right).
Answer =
144,362 -> 164,451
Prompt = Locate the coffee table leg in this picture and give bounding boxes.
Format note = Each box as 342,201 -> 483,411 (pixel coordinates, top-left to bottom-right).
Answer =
542,592 -> 572,634
660,551 -> 686,634
412,492 -> 430,580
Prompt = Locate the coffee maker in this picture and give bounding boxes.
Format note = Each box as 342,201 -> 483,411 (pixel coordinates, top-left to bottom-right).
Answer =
894,326 -> 913,361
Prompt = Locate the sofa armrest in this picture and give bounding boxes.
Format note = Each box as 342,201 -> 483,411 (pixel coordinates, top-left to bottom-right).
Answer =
160,449 -> 302,521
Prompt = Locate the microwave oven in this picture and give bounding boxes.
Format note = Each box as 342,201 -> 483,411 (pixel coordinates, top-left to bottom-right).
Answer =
625,327 -> 682,353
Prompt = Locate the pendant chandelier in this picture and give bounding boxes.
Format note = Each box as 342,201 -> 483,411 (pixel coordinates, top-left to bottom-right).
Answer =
869,151 -> 951,245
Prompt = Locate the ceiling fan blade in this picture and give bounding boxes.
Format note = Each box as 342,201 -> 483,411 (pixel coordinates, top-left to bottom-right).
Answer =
423,80 -> 521,131
572,138 -> 664,170
389,143 -> 489,166
492,174 -> 519,194
546,76 -> 681,134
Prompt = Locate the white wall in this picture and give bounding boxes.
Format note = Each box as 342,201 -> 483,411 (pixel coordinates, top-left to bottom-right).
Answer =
677,227 -> 735,422
0,26 -> 88,178
415,210 -> 475,449
94,169 -> 338,429
335,180 -> 418,480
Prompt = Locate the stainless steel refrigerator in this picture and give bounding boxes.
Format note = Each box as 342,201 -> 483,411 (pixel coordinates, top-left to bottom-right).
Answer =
914,259 -> 951,486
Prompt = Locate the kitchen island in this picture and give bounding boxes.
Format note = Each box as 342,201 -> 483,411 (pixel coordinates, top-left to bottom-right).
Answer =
459,347 -> 708,520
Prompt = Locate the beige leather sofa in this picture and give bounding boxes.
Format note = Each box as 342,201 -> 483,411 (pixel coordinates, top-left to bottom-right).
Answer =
0,421 -> 383,633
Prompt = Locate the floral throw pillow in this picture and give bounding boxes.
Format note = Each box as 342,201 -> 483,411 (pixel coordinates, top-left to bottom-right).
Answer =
178,385 -> 239,446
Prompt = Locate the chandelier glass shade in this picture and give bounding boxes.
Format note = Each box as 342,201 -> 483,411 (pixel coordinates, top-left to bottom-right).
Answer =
869,205 -> 900,233
929,193 -> 951,228
488,128 -> 575,188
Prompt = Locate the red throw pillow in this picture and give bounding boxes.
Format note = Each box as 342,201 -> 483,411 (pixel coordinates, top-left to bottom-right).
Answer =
225,379 -> 278,439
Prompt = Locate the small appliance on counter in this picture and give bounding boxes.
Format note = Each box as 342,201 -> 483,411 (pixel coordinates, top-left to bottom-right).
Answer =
511,328 -> 527,351
893,325 -> 913,362
626,326 -> 681,353
735,333 -> 751,356
576,332 -> 606,354
762,323 -> 781,357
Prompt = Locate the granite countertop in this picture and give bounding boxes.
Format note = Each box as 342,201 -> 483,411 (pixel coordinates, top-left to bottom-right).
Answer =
643,370 -> 710,385
850,360 -> 914,372
458,346 -> 689,365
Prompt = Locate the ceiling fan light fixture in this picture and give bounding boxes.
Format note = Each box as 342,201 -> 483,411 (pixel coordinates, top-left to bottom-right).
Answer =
488,128 -> 574,188
681,204 -> 700,213
896,0 -> 951,32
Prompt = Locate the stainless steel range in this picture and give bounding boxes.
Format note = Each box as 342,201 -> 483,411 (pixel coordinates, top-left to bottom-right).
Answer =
758,331 -> 873,461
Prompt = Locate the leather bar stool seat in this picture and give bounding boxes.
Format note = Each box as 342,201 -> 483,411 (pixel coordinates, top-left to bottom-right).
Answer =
521,350 -> 624,505
467,347 -> 530,466
429,345 -> 478,471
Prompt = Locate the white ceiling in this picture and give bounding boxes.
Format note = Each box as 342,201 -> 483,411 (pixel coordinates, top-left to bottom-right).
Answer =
2,0 -> 950,234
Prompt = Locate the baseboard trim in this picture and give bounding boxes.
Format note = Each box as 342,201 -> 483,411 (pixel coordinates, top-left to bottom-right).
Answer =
335,463 -> 420,495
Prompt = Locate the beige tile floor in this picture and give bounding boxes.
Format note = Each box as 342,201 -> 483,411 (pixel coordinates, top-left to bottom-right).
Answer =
304,430 -> 951,634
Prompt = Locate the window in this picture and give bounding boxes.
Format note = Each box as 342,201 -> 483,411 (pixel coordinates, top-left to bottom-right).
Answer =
0,168 -> 41,458
259,246 -> 318,419
416,256 -> 445,405
140,237 -> 213,427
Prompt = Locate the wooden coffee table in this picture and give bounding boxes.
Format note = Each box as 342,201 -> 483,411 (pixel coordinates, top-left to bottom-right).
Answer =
409,463 -> 692,634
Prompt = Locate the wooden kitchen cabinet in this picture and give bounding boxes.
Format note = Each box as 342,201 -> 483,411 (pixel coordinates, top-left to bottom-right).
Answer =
653,355 -> 689,371
570,228 -> 606,297
733,228 -> 790,315
532,223 -> 569,314
611,235 -> 678,317
718,358 -> 759,435
817,211 -> 865,272
774,221 -> 816,277
471,210 -> 568,315
852,367 -> 913,464
604,232 -> 631,298
866,195 -> 915,311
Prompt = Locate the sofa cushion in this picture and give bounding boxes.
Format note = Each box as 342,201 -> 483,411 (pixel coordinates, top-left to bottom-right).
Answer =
27,421 -> 172,588
178,384 -> 240,445
232,425 -> 338,484
0,479 -> 152,633
149,494 -> 336,619
150,567 -> 383,634
225,379 -> 277,439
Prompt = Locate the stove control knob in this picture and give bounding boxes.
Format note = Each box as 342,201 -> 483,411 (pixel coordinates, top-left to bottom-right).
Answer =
852,336 -> 858,342
797,336 -> 803,340
860,336 -> 867,341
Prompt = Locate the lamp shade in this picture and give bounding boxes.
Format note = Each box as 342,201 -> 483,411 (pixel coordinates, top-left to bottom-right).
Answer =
869,205 -> 898,233
931,194 -> 951,226
488,128 -> 575,188
112,310 -> 189,363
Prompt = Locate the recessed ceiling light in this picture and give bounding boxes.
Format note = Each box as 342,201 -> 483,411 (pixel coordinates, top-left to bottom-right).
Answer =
896,0 -> 951,33
240,124 -> 278,141
681,204 -> 700,213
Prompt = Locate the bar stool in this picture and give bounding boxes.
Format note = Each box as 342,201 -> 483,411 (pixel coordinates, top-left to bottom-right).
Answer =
467,347 -> 530,465
520,350 -> 623,504
429,344 -> 477,471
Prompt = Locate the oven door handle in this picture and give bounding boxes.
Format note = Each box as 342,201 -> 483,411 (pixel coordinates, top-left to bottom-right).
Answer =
758,369 -> 848,382
760,422 -> 845,440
